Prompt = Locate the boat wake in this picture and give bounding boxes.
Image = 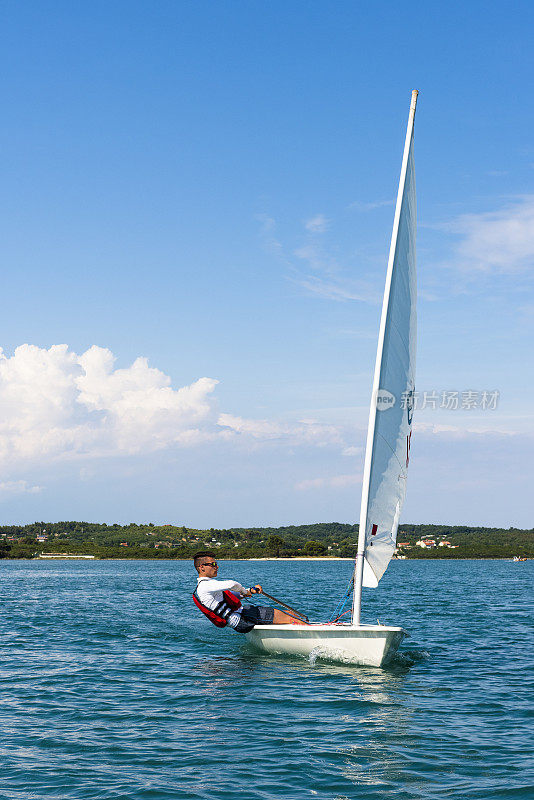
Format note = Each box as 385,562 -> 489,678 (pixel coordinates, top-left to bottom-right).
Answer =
390,648 -> 430,667
308,645 -> 430,668
308,645 -> 369,667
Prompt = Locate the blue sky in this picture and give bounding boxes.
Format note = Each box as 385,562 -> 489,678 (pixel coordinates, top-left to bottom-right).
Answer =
0,1 -> 533,528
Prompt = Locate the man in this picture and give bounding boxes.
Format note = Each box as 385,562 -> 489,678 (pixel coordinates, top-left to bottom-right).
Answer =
193,551 -> 306,633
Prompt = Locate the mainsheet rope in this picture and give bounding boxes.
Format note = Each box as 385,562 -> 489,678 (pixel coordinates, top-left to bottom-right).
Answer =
326,575 -> 354,624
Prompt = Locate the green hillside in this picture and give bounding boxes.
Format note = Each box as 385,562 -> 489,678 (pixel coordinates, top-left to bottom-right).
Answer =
0,521 -> 532,560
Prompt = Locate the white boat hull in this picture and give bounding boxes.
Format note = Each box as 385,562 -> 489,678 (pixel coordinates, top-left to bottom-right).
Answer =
246,623 -> 407,667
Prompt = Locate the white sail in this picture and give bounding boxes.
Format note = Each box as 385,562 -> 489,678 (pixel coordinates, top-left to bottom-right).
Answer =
244,95 -> 417,665
354,92 -> 418,613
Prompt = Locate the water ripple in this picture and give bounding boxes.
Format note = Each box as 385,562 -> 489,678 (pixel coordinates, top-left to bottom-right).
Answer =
0,559 -> 532,799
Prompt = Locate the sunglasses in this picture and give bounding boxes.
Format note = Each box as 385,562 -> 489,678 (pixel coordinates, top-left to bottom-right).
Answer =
202,562 -> 218,568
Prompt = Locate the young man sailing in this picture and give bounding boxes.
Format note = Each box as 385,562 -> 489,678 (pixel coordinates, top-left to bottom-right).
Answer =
193,551 -> 306,633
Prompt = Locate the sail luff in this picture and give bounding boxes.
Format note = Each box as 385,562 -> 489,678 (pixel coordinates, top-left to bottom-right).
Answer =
352,90 -> 418,625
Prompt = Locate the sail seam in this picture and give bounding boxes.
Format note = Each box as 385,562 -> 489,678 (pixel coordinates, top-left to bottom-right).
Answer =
384,316 -> 412,362
374,430 -> 408,481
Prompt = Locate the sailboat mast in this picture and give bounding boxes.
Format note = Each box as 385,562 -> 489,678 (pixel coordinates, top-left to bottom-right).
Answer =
352,90 -> 418,625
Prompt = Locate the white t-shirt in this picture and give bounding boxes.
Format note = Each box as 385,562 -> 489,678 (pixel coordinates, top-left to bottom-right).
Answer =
195,577 -> 247,629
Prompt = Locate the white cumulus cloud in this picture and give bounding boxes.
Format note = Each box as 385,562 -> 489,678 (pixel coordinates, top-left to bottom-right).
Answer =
0,344 -> 350,479
0,344 -> 220,465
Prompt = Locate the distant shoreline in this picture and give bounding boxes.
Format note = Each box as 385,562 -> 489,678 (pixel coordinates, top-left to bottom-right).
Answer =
2,522 -> 531,561
248,556 -> 354,561
21,555 -> 529,562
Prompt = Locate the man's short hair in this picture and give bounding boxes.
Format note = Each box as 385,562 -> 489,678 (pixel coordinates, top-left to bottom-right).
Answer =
193,550 -> 216,572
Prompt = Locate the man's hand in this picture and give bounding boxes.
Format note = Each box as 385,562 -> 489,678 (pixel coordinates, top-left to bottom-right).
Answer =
248,584 -> 262,596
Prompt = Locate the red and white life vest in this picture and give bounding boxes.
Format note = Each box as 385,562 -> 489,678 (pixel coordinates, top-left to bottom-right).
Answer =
192,588 -> 242,628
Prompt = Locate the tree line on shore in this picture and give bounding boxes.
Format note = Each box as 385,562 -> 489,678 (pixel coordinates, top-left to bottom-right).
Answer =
0,520 -> 532,560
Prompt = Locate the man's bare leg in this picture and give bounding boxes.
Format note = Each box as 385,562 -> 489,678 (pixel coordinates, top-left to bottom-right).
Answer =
272,608 -> 307,625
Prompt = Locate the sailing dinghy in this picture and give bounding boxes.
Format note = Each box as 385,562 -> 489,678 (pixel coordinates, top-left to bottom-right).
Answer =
246,91 -> 419,667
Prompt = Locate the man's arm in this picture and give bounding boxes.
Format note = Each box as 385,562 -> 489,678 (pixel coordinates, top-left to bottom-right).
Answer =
200,579 -> 263,598
200,578 -> 248,596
